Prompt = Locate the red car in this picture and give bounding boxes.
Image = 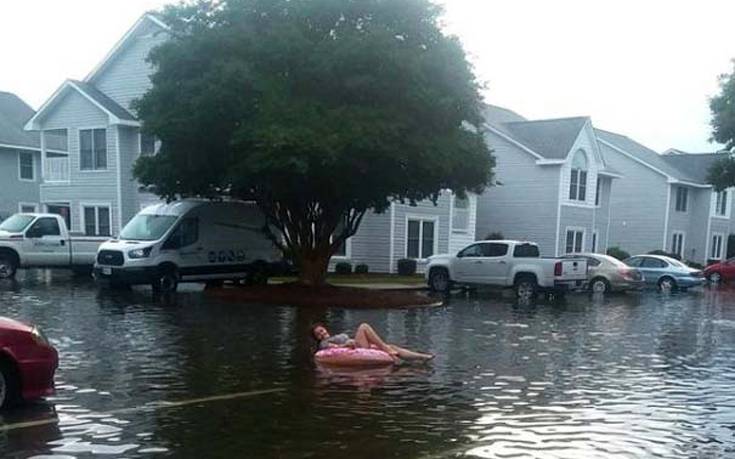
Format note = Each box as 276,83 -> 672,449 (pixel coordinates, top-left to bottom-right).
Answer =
0,317 -> 58,408
704,259 -> 735,284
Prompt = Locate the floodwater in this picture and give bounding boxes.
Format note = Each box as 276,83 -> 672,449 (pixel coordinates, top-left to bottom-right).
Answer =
0,271 -> 734,458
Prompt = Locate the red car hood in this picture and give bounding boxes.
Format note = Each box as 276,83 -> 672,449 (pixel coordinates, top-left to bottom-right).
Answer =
0,317 -> 33,333
705,262 -> 724,273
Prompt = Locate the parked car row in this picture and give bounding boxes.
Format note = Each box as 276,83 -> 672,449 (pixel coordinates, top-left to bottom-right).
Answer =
426,241 -> 708,297
0,200 -> 287,293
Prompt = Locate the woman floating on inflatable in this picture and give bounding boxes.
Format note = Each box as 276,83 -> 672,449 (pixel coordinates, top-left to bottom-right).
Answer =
312,323 -> 434,366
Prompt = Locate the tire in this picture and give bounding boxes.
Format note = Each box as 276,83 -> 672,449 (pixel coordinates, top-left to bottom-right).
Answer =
0,359 -> 20,409
248,263 -> 269,286
514,276 -> 537,300
708,272 -> 722,284
0,253 -> 18,280
589,277 -> 611,294
428,268 -> 451,293
152,265 -> 179,294
658,276 -> 677,292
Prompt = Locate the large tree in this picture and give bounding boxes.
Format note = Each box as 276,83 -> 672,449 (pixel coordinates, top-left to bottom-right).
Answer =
134,0 -> 494,285
707,62 -> 735,190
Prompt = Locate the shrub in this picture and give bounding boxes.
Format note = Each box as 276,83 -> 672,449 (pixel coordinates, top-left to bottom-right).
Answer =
484,231 -> 504,240
335,262 -> 352,275
648,249 -> 681,260
397,258 -> 417,276
606,246 -> 630,261
355,264 -> 369,274
688,260 -> 705,270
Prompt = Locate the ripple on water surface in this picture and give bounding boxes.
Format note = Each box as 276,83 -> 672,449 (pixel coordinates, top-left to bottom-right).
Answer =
0,272 -> 734,458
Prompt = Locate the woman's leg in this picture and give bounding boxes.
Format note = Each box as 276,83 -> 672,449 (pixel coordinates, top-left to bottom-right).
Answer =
388,344 -> 434,361
354,323 -> 433,360
354,323 -> 395,354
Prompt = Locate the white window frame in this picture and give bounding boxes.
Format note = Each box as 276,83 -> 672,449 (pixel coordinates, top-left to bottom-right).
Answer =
18,151 -> 35,182
568,150 -> 589,203
671,231 -> 686,258
78,126 -> 108,172
138,131 -> 161,157
710,232 -> 725,260
591,230 -> 599,253
712,190 -> 731,219
80,202 -> 113,237
564,226 -> 585,254
451,194 -> 472,234
18,202 -> 38,213
405,215 -> 439,260
330,235 -> 352,259
675,187 -> 688,213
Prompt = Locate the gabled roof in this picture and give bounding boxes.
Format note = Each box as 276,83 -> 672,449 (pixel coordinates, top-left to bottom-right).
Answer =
0,91 -> 39,149
595,128 -> 708,184
85,13 -> 169,83
502,117 -> 589,160
661,152 -> 730,184
24,80 -> 138,131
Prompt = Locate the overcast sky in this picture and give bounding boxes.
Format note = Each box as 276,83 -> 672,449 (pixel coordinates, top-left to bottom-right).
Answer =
1,0 -> 733,152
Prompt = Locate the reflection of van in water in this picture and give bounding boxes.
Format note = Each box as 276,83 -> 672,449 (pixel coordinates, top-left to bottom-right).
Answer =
93,200 -> 283,292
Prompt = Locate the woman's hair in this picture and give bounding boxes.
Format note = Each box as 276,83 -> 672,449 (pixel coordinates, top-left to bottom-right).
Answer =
310,322 -> 326,340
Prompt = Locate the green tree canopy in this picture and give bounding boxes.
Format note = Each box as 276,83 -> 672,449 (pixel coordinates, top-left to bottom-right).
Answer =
707,62 -> 735,190
134,0 -> 494,285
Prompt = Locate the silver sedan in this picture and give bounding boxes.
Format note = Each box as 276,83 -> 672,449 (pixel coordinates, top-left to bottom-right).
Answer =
564,253 -> 644,293
623,254 -> 705,292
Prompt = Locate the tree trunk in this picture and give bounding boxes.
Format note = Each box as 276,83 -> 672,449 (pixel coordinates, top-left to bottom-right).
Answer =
297,254 -> 330,287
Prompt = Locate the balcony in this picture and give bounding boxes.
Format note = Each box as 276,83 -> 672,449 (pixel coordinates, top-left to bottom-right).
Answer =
44,156 -> 70,183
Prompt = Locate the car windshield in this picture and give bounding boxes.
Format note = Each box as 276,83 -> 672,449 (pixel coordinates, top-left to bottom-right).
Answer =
0,214 -> 35,233
119,214 -> 178,241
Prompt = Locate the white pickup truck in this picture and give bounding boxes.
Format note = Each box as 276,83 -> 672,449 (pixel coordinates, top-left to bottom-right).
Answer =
0,213 -> 107,279
425,240 -> 588,298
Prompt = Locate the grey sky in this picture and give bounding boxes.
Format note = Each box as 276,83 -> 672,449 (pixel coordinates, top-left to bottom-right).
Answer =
1,0 -> 732,152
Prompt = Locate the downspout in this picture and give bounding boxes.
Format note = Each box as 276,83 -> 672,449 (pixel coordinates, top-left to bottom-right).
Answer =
662,184 -> 671,250
388,202 -> 396,273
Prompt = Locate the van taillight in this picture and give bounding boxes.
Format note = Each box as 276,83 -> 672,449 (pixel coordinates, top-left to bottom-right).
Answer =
554,261 -> 562,276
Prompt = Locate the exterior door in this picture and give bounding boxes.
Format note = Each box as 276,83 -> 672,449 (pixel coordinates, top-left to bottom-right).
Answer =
23,217 -> 68,265
46,204 -> 71,231
478,242 -> 511,283
453,244 -> 484,282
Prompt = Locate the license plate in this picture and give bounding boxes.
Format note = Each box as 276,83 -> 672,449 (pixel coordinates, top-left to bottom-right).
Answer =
102,267 -> 112,276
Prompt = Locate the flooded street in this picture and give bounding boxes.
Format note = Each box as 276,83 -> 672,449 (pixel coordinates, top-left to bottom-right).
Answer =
0,271 -> 734,458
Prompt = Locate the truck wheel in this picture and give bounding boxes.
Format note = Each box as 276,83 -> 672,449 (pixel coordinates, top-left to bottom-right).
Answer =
0,254 -> 17,280
589,277 -> 610,294
153,266 -> 179,294
248,263 -> 269,286
428,268 -> 451,292
658,276 -> 677,293
514,277 -> 537,300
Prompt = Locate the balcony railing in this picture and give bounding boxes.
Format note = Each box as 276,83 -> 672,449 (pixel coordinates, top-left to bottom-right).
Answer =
44,156 -> 69,183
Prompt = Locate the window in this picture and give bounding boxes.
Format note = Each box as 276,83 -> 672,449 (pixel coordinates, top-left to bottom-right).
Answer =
585,256 -> 602,267
458,244 -> 483,257
714,190 -> 729,217
481,243 -> 509,257
164,218 -> 199,249
595,179 -> 601,206
80,128 -> 107,170
18,152 -> 34,181
83,206 -> 111,237
711,234 -> 724,260
568,150 -> 588,202
625,257 -> 642,267
565,229 -> 584,254
406,218 -> 435,259
641,257 -> 667,269
452,195 -> 470,232
675,187 -> 688,212
19,204 -> 37,213
27,218 -> 60,238
591,231 -> 598,253
513,243 -> 540,258
139,132 -> 159,157
671,232 -> 685,258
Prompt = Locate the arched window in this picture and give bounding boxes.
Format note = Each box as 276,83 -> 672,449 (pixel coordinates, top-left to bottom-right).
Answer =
569,150 -> 588,201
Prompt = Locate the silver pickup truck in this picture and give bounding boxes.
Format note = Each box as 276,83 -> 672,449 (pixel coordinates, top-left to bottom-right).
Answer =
0,213 -> 107,279
425,240 -> 588,298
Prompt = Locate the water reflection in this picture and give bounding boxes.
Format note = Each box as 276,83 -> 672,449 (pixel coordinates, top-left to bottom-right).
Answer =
0,271 -> 733,457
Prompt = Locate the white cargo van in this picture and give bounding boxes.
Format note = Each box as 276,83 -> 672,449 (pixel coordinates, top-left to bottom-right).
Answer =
93,200 -> 284,292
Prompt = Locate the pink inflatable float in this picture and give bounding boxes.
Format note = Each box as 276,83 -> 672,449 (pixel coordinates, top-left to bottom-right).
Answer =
314,347 -> 395,367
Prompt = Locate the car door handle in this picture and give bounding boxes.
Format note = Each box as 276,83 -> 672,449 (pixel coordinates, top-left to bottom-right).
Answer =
60,240 -> 65,246
499,261 -> 507,265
